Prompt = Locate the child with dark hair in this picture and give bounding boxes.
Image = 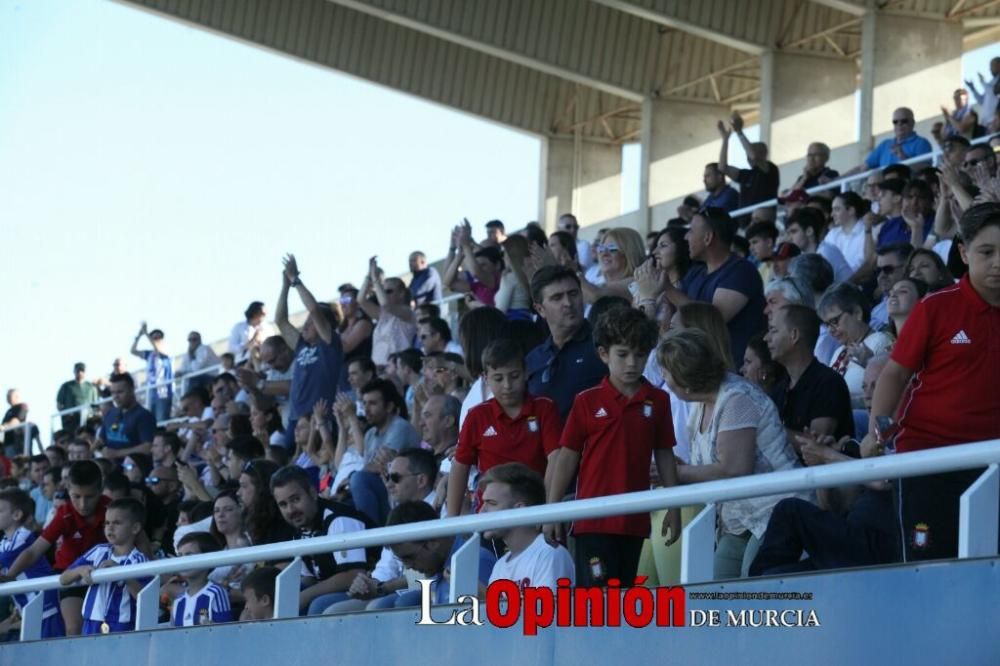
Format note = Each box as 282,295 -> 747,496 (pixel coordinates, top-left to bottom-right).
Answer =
546,308 -> 682,587
172,532 -> 232,626
0,488 -> 65,637
447,339 -> 562,518
241,566 -> 280,620
59,498 -> 150,634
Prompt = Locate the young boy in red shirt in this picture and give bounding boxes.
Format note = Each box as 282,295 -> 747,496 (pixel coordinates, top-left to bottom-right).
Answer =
546,307 -> 682,586
447,339 -> 562,517
0,460 -> 109,635
869,202 -> 1000,561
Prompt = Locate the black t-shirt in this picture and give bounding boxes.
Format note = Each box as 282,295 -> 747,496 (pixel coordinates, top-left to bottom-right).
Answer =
781,358 -> 855,441
295,498 -> 376,581
737,162 -> 780,208
801,167 -> 840,190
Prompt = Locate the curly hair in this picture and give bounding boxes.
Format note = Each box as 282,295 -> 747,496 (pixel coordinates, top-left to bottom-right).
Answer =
593,306 -> 659,355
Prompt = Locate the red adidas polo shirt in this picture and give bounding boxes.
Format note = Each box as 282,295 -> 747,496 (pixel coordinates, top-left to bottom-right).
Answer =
456,395 -> 562,476
560,377 -> 675,537
42,494 -> 111,571
891,275 -> 1000,453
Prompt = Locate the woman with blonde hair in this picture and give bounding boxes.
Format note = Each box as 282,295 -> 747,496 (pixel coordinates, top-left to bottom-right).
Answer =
657,328 -> 808,579
580,227 -> 646,303
495,234 -> 534,320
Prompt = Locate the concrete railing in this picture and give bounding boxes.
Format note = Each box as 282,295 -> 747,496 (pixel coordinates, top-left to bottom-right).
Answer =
2,438 -> 997,641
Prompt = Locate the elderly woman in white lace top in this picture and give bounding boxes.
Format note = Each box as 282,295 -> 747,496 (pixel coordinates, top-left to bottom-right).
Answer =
657,328 -> 811,579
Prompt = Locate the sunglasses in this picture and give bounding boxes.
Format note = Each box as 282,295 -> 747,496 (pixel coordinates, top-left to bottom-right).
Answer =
596,243 -> 620,254
123,463 -> 135,471
963,158 -> 984,168
383,472 -> 414,484
876,265 -> 902,276
891,118 -> 913,125
145,476 -> 162,485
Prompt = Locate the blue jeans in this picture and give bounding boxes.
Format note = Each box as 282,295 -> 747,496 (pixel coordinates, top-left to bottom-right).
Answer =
150,396 -> 172,423
306,591 -> 351,616
349,471 -> 389,526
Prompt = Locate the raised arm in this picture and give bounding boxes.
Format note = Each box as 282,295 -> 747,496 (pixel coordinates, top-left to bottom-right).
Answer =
717,120 -> 740,182
458,224 -> 498,290
333,393 -> 365,468
275,267 -> 300,349
284,254 -> 334,345
130,323 -> 148,359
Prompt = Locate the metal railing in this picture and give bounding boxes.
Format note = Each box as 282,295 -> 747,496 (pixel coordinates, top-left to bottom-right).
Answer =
2,438 -> 997,642
38,364 -> 226,456
727,133 -> 995,220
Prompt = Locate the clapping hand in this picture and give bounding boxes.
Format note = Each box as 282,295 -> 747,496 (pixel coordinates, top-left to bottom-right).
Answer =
283,254 -> 300,284
634,258 -> 666,300
716,119 -> 731,139
730,110 -> 744,133
333,393 -> 355,420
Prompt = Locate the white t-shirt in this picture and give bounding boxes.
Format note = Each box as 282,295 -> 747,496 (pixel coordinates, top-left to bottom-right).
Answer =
824,222 -> 866,273
459,377 -> 492,430
488,533 -> 575,589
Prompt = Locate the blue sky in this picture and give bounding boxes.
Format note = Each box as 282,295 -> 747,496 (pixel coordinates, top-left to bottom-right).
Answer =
0,0 -> 541,436
0,0 -> 995,440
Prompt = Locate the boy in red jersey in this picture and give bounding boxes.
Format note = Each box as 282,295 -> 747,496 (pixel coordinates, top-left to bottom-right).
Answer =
447,339 -> 562,518
869,202 -> 1000,561
545,307 -> 682,586
0,460 -> 109,635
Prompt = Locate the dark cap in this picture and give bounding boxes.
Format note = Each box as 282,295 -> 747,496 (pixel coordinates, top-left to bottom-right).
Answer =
74,362 -> 86,372
767,242 -> 802,262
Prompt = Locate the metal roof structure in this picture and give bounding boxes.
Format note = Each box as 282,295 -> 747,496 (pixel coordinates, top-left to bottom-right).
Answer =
118,0 -> 1000,147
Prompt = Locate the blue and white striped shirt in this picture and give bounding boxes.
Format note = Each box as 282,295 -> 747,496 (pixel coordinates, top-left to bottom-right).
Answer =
171,582 -> 233,627
72,544 -> 150,626
0,527 -> 61,621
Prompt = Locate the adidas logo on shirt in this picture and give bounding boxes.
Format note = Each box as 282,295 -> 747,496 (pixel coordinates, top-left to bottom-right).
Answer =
950,330 -> 972,345
594,407 -> 608,418
483,426 -> 498,437
71,531 -> 82,540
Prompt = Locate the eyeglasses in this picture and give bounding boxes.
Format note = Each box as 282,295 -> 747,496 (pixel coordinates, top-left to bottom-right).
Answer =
145,476 -> 162,485
383,472 -> 414,484
822,311 -> 849,331
891,118 -> 913,125
596,243 -> 620,254
876,264 -> 902,276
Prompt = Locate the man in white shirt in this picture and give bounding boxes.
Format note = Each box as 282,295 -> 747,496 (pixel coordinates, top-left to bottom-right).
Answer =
228,301 -> 274,364
481,463 -> 574,590
177,331 -> 220,393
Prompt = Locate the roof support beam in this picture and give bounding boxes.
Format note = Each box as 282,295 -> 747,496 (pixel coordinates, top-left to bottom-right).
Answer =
590,0 -> 768,54
325,0 -> 645,101
804,0 -> 867,16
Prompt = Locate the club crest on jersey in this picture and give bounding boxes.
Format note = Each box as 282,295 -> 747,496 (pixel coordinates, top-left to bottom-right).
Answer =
643,400 -> 653,418
527,416 -> 539,433
912,523 -> 930,549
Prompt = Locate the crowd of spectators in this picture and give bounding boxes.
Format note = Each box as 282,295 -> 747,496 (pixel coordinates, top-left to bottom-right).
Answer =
1,62 -> 999,640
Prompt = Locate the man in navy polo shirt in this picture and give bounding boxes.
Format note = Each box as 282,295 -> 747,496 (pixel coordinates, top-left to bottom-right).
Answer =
96,373 -> 156,461
663,208 -> 767,365
525,266 -> 607,419
276,254 -> 344,447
